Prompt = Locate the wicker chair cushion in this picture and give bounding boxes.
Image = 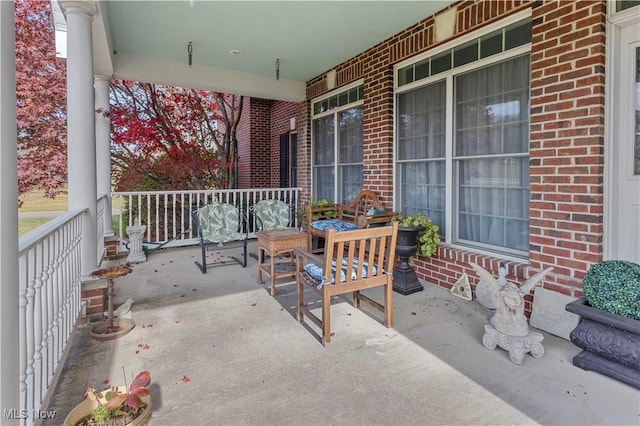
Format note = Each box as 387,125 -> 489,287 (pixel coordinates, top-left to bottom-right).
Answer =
197,203 -> 243,243
254,200 -> 290,230
303,256 -> 378,288
310,219 -> 358,233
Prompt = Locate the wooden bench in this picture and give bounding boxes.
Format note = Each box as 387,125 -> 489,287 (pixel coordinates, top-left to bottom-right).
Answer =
304,190 -> 398,253
295,222 -> 398,346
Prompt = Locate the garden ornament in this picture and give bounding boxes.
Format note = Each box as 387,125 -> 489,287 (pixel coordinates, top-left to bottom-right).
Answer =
470,263 -> 553,365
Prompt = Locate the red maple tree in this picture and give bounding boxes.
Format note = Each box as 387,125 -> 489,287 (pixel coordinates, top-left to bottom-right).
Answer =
15,0 -> 67,203
109,80 -> 244,191
15,1 -> 244,202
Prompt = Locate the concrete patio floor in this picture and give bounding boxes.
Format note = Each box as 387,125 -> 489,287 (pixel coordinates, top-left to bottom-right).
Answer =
44,243 -> 639,425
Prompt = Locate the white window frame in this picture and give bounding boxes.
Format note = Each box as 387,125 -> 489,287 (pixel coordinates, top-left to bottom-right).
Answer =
310,80 -> 364,202
393,11 -> 532,259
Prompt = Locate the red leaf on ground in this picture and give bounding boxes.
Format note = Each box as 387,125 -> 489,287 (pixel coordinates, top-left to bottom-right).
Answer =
135,350 -> 140,355
346,313 -> 352,316
147,324 -> 154,328
137,344 -> 144,348
103,379 -> 110,386
181,375 -> 190,383
175,320 -> 181,323
180,294 -> 186,298
330,332 -> 335,337
411,312 -> 417,316
173,284 -> 179,287
251,302 -> 257,307
154,269 -> 158,272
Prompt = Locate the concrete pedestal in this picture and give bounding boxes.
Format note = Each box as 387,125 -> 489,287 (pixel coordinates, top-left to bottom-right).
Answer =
126,224 -> 146,263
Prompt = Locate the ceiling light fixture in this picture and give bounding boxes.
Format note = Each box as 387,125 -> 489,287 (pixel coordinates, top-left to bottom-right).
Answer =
187,41 -> 193,67
229,49 -> 244,56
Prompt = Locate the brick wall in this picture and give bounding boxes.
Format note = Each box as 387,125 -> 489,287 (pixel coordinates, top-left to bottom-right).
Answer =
270,101 -> 301,187
528,0 -> 606,297
303,0 -> 608,313
237,98 -> 273,188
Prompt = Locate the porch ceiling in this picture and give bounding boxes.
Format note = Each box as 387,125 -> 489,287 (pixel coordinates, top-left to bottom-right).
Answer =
81,1 -> 455,102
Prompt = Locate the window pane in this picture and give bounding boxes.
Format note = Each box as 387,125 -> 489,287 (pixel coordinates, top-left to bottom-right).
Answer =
397,81 -> 446,161
454,40 -> 479,67
504,19 -> 532,50
617,0 -> 640,11
480,30 -> 503,59
338,107 -> 363,163
338,106 -> 363,201
339,165 -> 363,204
314,166 -> 334,201
455,55 -> 530,157
399,160 -> 446,236
415,59 -> 430,81
313,116 -> 334,165
431,51 -> 452,75
458,157 -> 529,251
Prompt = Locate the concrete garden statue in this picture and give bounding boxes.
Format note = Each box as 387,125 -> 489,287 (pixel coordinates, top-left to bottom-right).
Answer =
471,263 -> 553,365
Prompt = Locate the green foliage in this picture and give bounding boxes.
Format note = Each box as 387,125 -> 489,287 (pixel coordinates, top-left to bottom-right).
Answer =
583,260 -> 640,320
392,213 -> 440,258
295,199 -> 337,223
81,370 -> 151,426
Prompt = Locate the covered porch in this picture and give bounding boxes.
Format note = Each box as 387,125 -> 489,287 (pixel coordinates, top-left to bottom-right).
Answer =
3,0 -> 640,423
43,244 -> 638,425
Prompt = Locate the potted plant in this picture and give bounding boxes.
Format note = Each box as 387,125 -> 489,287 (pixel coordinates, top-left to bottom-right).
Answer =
64,370 -> 152,426
391,213 -> 440,295
565,260 -> 640,389
295,198 -> 337,228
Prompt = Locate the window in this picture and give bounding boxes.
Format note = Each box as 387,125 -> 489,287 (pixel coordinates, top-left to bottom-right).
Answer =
312,85 -> 363,203
396,20 -> 531,257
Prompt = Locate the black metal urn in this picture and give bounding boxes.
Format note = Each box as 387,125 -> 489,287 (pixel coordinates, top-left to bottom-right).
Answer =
393,226 -> 424,295
565,298 -> 640,389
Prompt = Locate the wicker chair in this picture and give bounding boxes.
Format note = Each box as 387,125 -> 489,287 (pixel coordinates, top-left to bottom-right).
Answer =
295,222 -> 398,346
192,202 -> 248,273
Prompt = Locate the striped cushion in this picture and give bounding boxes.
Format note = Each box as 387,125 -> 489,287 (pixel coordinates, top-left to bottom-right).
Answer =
303,257 -> 377,288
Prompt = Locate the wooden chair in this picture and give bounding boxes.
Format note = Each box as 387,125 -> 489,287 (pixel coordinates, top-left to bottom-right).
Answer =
295,222 -> 398,345
192,202 -> 248,273
305,190 -> 398,254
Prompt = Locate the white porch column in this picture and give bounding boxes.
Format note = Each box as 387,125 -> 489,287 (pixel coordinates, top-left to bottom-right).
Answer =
0,0 -> 19,421
95,74 -> 113,236
61,1 -> 98,276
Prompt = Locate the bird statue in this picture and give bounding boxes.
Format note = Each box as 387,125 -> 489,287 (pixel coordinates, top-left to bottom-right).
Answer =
470,263 -> 553,364
108,298 -> 135,318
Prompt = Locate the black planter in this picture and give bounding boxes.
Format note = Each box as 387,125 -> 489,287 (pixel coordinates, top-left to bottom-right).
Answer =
393,226 -> 424,295
565,298 -> 640,389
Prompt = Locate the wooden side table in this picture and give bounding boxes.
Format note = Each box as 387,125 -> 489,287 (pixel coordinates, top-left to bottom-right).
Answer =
257,228 -> 307,296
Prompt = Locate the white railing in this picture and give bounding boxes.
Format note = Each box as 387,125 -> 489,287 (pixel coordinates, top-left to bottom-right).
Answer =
18,208 -> 85,426
112,188 -> 301,249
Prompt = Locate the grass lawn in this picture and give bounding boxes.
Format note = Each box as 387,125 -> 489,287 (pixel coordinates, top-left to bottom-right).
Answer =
19,217 -> 52,236
19,190 -> 67,212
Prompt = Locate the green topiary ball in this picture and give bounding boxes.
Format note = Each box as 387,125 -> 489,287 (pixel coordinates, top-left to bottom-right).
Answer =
583,260 -> 640,320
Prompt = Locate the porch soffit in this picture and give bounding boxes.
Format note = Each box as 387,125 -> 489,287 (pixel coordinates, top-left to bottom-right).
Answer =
76,1 -> 456,102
